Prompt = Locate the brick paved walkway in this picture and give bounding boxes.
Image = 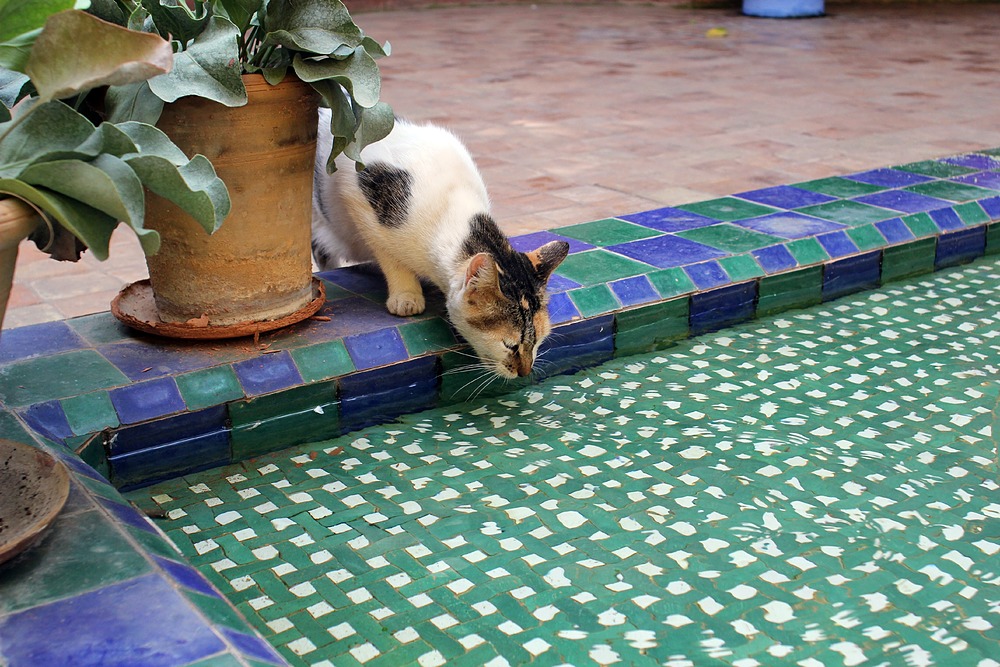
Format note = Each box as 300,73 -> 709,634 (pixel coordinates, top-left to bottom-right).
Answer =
7,2 -> 1000,327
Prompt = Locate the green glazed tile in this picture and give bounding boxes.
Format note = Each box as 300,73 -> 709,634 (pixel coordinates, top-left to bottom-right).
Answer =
317,279 -> 354,301
555,218 -> 661,246
0,410 -> 39,445
399,319 -> 459,357
0,350 -> 129,407
176,366 -> 245,410
289,340 -> 355,384
438,351 -> 529,404
845,224 -> 887,251
785,237 -> 830,265
127,523 -> 181,559
906,180 -> 998,202
756,266 -> 823,317
893,161 -> 976,178
718,254 -> 764,282
794,176 -> 886,198
881,238 -> 936,284
568,285 -> 620,318
188,655 -> 244,667
0,509 -> 151,614
647,267 -> 697,298
953,201 -> 990,226
797,200 -> 895,226
555,250 -> 653,286
76,435 -> 109,479
185,587 -> 249,630
229,381 -> 339,461
677,197 -> 777,222
981,148 -> 1000,156
614,297 -> 688,357
61,391 -> 119,435
985,223 -> 1000,255
902,212 -> 940,238
676,224 -> 783,253
66,313 -> 133,346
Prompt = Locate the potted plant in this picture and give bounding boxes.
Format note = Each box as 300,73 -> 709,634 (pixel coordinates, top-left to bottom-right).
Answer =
0,5 -> 228,331
104,0 -> 394,336
0,0 -> 392,336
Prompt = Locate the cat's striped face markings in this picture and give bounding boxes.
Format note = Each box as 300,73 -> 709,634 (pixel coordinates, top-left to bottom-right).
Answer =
455,234 -> 569,380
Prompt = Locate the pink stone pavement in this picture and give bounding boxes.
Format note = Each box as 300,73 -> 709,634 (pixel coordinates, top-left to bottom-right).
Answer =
7,2 -> 1000,327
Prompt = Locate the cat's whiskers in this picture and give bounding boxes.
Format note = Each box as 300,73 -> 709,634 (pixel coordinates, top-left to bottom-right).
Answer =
469,370 -> 502,401
452,367 -> 499,399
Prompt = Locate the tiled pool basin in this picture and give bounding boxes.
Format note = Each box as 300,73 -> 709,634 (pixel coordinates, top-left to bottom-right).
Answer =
0,149 -> 998,665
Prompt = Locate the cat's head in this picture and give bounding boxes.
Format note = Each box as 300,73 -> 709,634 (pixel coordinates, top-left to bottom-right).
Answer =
448,240 -> 570,380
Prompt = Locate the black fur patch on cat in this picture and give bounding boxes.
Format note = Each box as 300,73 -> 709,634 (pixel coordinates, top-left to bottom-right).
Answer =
463,214 -> 543,313
358,163 -> 412,228
312,240 -> 333,269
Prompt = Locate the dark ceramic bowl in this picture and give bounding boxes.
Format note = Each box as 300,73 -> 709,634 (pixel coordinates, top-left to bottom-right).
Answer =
0,439 -> 70,566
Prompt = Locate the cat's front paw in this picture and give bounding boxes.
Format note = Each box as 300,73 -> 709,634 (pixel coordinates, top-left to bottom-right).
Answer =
386,292 -> 425,317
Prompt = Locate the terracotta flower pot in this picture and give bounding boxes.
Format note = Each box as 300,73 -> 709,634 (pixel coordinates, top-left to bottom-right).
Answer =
141,74 -> 321,329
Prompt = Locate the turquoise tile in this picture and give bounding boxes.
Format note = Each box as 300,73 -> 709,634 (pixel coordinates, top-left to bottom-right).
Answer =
0,350 -> 130,408
555,250 -> 653,286
399,319 -> 459,357
677,197 -> 777,222
797,200 -> 895,226
61,391 -> 119,435
289,340 -> 356,383
647,267 -> 697,298
718,254 -> 765,281
568,284 -> 620,318
786,237 -> 830,265
555,218 -> 661,246
176,366 -> 245,411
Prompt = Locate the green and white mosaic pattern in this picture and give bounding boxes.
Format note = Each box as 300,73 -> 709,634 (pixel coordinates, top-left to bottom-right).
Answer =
134,257 -> 1000,667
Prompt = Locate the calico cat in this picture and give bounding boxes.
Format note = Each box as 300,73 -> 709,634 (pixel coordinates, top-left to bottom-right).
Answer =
312,110 -> 569,380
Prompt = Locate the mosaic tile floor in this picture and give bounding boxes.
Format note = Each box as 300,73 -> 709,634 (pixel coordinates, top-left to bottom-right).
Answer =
131,255 -> 1000,667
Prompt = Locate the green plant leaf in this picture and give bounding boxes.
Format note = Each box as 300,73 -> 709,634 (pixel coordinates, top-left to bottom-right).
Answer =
216,0 -> 261,34
0,177 -> 120,260
0,99 -> 95,177
292,46 -> 380,108
115,120 -> 189,164
147,15 -> 246,107
140,0 -> 210,45
26,10 -> 174,103
0,31 -> 37,72
105,80 -> 164,124
311,80 -> 354,173
85,0 -> 128,25
123,148 -> 230,235
0,68 -> 30,108
0,103 -> 8,123
342,100 -> 393,165
360,36 -> 389,60
261,66 -> 287,85
18,155 -> 146,238
0,0 -> 78,43
262,0 -> 361,55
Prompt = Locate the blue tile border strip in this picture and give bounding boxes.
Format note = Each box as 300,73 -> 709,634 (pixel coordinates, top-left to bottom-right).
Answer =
1,147 -> 999,667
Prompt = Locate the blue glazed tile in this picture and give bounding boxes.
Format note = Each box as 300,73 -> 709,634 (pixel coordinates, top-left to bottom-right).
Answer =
60,452 -> 110,482
817,231 -> 861,258
153,555 -> 223,599
935,227 -> 986,269
98,340 -> 228,382
536,315 -> 614,380
854,190 -> 951,214
609,275 -> 660,307
509,230 -> 593,254
111,430 -> 231,492
929,208 -> 964,232
980,196 -> 1000,219
684,261 -> 731,290
752,245 -> 798,274
109,377 -> 186,425
339,356 -> 437,434
953,171 -> 1000,190
735,185 -> 836,209
219,627 -> 285,666
875,218 -> 915,244
109,405 -> 227,456
734,212 -> 845,239
546,273 -> 581,293
99,497 -> 159,534
822,250 -> 882,301
318,264 -> 387,295
547,292 -> 581,325
19,401 -> 73,442
0,321 -> 87,365
608,235 -> 726,269
619,207 -> 718,232
690,282 -> 757,336
0,574 -> 227,667
298,296 -> 419,344
232,351 -> 303,397
847,168 -> 932,188
943,154 -> 1000,170
343,327 -> 408,371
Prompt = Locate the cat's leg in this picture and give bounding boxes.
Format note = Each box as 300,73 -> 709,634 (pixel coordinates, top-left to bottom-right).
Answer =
373,249 -> 425,316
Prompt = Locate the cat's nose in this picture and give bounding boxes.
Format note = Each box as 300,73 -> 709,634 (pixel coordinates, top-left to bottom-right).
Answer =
515,358 -> 533,377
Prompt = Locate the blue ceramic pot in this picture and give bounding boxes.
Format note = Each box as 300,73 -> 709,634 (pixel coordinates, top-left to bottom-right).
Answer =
742,0 -> 825,17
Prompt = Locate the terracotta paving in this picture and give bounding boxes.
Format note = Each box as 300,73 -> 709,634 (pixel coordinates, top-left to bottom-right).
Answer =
7,2 -> 1000,328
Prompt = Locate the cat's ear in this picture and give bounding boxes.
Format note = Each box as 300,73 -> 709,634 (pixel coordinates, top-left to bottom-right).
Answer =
465,252 -> 500,291
526,241 -> 569,283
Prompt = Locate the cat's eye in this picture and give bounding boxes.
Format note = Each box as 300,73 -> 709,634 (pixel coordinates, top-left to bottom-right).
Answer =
503,341 -> 518,351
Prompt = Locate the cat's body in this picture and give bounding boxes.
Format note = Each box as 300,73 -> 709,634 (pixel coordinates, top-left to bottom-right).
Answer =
312,110 -> 568,379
